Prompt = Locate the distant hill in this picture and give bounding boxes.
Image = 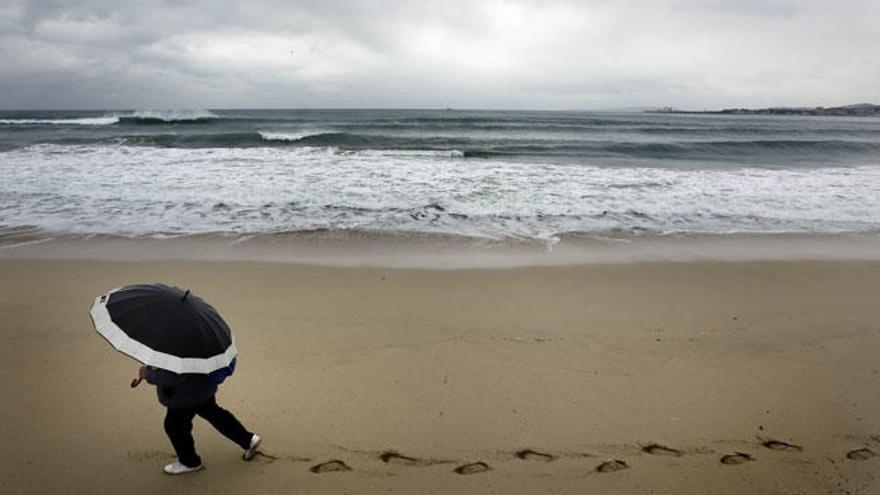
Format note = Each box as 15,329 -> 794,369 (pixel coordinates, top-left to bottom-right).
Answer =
648,103 -> 880,117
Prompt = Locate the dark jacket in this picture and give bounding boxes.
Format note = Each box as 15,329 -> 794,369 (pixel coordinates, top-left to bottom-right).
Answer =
145,367 -> 217,409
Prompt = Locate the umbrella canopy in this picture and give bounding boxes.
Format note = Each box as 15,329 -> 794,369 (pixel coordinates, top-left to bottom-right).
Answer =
90,283 -> 237,374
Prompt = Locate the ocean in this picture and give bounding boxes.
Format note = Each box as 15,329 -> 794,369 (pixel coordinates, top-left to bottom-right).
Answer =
1,108 -> 879,243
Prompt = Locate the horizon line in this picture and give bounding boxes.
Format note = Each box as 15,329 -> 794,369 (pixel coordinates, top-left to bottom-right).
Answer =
0,102 -> 876,113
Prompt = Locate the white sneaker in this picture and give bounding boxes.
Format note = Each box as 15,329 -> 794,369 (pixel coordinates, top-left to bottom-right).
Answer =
243,434 -> 262,461
163,461 -> 203,475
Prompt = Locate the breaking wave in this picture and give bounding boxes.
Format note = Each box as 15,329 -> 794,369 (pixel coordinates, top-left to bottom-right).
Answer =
258,130 -> 338,142
0,110 -> 224,127
118,109 -> 222,125
0,117 -> 120,126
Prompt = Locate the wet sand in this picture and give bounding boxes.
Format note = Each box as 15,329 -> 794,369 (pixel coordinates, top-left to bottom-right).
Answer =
1,257 -> 879,494
4,228 -> 880,267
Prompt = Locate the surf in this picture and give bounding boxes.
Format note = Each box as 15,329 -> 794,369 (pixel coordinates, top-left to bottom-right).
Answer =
0,117 -> 120,126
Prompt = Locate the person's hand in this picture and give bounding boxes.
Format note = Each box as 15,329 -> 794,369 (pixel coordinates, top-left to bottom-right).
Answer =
131,366 -> 147,388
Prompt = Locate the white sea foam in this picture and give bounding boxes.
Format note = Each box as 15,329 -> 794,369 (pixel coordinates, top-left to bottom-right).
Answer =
356,149 -> 465,158
1,144 -> 880,240
258,130 -> 333,141
0,109 -> 219,125
130,109 -> 220,121
0,117 -> 120,125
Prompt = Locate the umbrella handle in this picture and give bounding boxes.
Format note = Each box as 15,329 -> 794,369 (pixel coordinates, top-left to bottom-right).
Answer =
131,377 -> 143,388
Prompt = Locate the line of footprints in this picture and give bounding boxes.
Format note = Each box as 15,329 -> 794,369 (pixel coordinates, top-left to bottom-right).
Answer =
272,439 -> 878,475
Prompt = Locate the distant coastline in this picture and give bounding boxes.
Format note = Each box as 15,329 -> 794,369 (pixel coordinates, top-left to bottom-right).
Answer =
648,103 -> 880,117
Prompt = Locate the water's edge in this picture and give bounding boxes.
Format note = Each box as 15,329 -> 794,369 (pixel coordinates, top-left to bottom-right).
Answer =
2,228 -> 879,268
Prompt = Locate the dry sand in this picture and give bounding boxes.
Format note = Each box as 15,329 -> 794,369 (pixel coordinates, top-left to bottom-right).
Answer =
1,258 -> 879,494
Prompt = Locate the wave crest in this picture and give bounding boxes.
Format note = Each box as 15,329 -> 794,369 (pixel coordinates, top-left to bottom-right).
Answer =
132,109 -> 219,121
258,130 -> 337,142
117,109 -> 221,125
0,117 -> 119,126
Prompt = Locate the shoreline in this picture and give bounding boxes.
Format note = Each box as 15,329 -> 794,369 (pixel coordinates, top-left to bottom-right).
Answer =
3,228 -> 880,268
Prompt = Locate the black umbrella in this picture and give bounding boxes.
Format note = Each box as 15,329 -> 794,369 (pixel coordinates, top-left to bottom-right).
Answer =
90,284 -> 237,379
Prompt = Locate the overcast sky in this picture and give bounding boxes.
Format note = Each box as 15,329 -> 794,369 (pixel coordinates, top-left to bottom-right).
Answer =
2,0 -> 878,110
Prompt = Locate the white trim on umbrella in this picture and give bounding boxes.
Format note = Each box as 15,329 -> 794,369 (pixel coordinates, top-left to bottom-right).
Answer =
90,288 -> 238,374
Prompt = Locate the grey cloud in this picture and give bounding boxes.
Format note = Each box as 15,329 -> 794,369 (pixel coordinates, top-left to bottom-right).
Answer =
1,0 -> 878,109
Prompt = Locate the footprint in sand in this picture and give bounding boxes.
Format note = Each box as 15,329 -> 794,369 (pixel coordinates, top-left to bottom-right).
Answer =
720,453 -> 755,465
454,462 -> 491,475
310,460 -> 352,473
515,449 -> 556,462
762,440 -> 803,452
596,460 -> 629,473
379,451 -> 420,465
251,451 -> 279,464
846,448 -> 877,461
641,444 -> 683,457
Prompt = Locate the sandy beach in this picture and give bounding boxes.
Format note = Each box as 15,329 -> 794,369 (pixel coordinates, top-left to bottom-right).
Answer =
4,0 -> 880,491
2,252 -> 879,494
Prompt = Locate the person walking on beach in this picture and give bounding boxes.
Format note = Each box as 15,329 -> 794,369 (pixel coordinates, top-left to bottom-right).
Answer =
137,365 -> 262,474
90,284 -> 258,475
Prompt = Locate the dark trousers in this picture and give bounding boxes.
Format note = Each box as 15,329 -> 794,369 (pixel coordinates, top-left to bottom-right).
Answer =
163,396 -> 253,467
